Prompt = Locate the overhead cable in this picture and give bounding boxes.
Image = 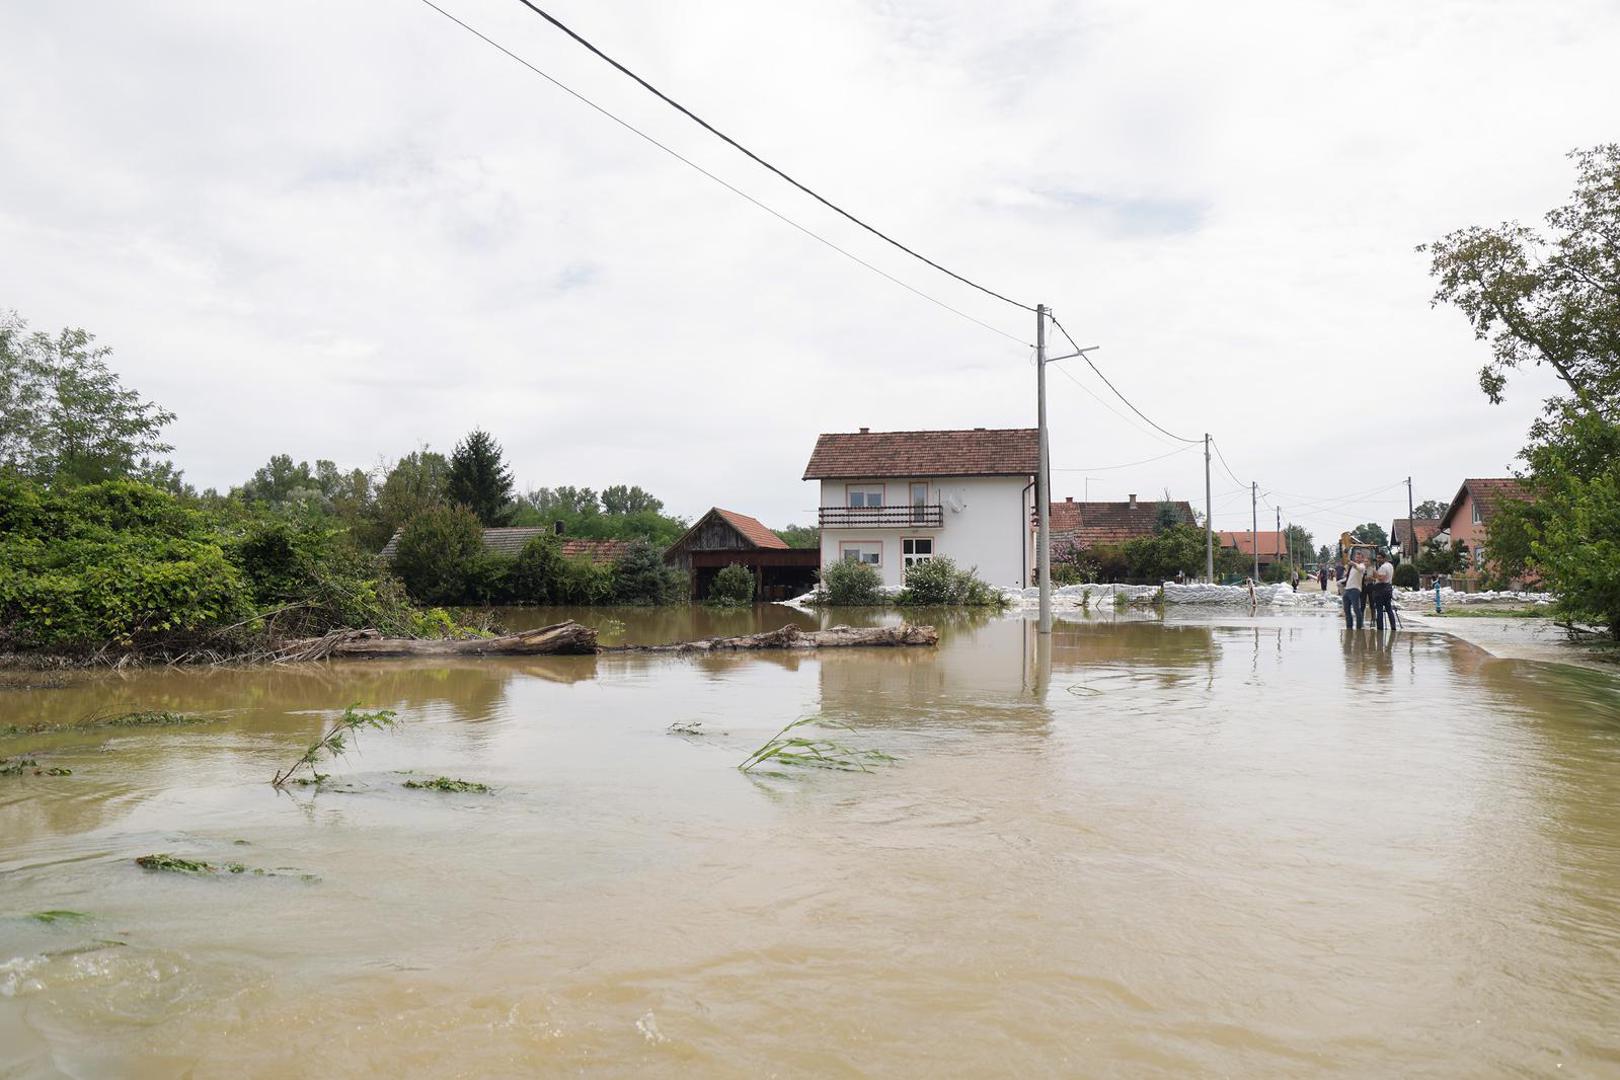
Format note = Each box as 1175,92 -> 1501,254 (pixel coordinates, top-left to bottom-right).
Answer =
415,0 -> 1029,346
1049,315 -> 1200,444
501,0 -> 1035,313
1052,444 -> 1197,472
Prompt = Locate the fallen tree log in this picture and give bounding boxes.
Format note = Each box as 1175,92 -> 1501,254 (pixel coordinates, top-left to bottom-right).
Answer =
272,620 -> 936,662
604,622 -> 938,654
274,621 -> 599,662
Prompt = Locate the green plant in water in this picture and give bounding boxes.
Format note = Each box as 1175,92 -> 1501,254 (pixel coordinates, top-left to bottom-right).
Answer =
738,717 -> 895,775
271,705 -> 398,787
402,776 -> 492,794
104,711 -> 207,728
135,853 -> 214,873
29,910 -> 90,923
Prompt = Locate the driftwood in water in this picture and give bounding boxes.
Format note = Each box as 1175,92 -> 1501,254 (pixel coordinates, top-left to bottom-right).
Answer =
604,622 -> 938,654
275,621 -> 599,662
274,620 -> 936,663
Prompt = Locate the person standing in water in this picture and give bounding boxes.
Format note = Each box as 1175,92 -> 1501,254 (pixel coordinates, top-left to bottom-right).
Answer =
1343,554 -> 1366,629
1372,550 -> 1397,631
1318,565 -> 1328,592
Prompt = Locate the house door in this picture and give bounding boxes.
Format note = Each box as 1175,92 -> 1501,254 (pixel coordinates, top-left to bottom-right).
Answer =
909,482 -> 927,524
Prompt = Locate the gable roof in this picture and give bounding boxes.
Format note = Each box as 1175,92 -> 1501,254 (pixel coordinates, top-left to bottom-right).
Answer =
378,527 -> 629,564
666,507 -> 789,555
1216,530 -> 1290,557
803,428 -> 1039,479
1048,499 -> 1196,547
1437,478 -> 1531,531
1391,517 -> 1442,553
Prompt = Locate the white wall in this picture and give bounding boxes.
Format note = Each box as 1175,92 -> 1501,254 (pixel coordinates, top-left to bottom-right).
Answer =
817,476 -> 1033,590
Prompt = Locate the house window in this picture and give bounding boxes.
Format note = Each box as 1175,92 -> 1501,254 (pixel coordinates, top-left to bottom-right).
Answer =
841,542 -> 881,566
847,486 -> 884,508
902,537 -> 932,573
1471,501 -> 1482,525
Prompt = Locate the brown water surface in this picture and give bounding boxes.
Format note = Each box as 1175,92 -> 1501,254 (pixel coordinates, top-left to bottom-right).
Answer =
3,608 -> 1620,1076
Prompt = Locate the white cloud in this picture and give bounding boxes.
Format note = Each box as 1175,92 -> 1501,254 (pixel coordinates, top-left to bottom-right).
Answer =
1,0 -> 1613,535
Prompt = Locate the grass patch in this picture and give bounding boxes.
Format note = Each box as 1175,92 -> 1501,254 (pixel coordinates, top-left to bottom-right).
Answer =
1437,607 -> 1549,619
402,776 -> 492,794
738,717 -> 895,775
29,910 -> 90,923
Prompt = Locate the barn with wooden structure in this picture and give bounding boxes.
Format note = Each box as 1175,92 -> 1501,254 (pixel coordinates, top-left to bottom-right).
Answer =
664,507 -> 820,601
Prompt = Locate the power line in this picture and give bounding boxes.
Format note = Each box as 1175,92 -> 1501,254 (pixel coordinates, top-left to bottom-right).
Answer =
1210,438 -> 1247,487
415,0 -> 1029,346
1048,315 -> 1200,444
501,0 -> 1035,313
1053,444 -> 1197,472
1049,359 -> 1187,448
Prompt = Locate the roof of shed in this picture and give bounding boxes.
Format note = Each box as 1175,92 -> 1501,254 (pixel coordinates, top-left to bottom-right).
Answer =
1049,499 -> 1196,547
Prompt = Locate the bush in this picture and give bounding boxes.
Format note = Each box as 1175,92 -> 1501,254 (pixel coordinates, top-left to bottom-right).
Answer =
1393,562 -> 1420,588
819,558 -> 882,605
507,534 -> 567,604
391,504 -> 485,605
555,555 -> 616,604
894,557 -> 1005,607
227,517 -> 423,637
708,563 -> 756,607
610,540 -> 685,605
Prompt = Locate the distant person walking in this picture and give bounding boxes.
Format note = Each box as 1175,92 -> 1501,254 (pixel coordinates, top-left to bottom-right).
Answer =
1318,566 -> 1328,592
1343,555 -> 1366,629
1290,568 -> 1300,592
1372,550 -> 1397,632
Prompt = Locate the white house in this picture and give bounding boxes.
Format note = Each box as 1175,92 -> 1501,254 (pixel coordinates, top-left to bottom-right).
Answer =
802,427 -> 1039,590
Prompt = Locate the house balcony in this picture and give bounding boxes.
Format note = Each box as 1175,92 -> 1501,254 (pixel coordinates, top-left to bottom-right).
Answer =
818,505 -> 944,529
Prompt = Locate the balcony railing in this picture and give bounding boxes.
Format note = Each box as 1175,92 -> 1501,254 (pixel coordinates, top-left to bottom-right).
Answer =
818,505 -> 943,529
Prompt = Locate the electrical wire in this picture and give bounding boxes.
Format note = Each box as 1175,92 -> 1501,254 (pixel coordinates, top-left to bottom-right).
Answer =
1049,362 -> 1187,448
1210,438 -> 1248,488
1048,314 -> 1201,444
415,0 -> 1030,346
1052,444 -> 1197,472
501,0 -> 1035,313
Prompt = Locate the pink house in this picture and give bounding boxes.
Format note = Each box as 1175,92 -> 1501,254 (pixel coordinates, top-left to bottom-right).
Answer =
1435,478 -> 1529,571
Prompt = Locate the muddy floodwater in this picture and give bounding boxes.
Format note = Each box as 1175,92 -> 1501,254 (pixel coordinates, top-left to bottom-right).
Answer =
4,607 -> 1620,1077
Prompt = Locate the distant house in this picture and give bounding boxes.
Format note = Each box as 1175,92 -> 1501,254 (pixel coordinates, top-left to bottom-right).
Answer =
379,525 -> 628,564
803,427 -> 1038,589
1390,517 -> 1441,560
1049,494 -> 1195,551
663,507 -> 819,601
1435,478 -> 1530,571
1217,530 -> 1291,575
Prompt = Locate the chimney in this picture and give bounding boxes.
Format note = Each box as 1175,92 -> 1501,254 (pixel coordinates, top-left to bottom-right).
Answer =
859,426 -> 869,434
1128,493 -> 1138,509
974,426 -> 986,431
553,519 -> 565,535
1065,496 -> 1073,502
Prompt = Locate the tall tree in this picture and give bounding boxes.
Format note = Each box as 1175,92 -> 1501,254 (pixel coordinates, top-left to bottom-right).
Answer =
523,485 -> 600,518
1421,144 -> 1620,411
375,449 -> 450,540
1412,499 -> 1448,519
600,484 -> 663,515
446,429 -> 514,525
1349,522 -> 1389,548
0,311 -> 176,485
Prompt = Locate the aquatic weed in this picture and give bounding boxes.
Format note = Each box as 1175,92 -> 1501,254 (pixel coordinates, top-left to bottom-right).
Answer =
402,776 -> 492,794
738,717 -> 895,775
0,757 -> 39,776
28,910 -> 90,924
135,854 -> 214,874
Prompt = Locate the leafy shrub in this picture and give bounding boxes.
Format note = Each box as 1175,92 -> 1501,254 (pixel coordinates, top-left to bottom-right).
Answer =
507,534 -> 567,604
819,558 -> 882,605
610,540 -> 685,605
895,557 -> 1005,607
391,504 -> 485,605
708,564 -> 756,607
1393,562 -> 1420,589
556,556 -> 616,604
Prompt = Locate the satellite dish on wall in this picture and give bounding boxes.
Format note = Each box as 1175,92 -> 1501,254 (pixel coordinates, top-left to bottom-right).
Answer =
946,492 -> 966,513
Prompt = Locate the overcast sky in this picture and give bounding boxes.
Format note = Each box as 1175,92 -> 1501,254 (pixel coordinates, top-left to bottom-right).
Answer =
3,0 -> 1616,540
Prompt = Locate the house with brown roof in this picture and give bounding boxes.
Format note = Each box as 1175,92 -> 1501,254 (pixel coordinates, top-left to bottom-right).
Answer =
1216,530 -> 1291,575
1048,494 -> 1195,550
663,507 -> 819,601
379,525 -> 628,565
1389,517 -> 1441,560
1435,478 -> 1530,571
803,427 -> 1038,589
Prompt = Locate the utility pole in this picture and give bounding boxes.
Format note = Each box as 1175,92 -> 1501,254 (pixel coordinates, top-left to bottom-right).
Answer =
1036,304 -> 1051,635
1405,475 -> 1415,563
1203,433 -> 1213,582
1250,481 -> 1259,582
1275,506 -> 1282,571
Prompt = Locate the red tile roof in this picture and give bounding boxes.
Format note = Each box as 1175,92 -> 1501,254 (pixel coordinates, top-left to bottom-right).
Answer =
1047,499 -> 1195,547
714,508 -> 788,549
1438,478 -> 1531,530
1391,518 -> 1442,553
803,428 -> 1039,479
1216,530 -> 1291,557
559,538 -> 632,564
